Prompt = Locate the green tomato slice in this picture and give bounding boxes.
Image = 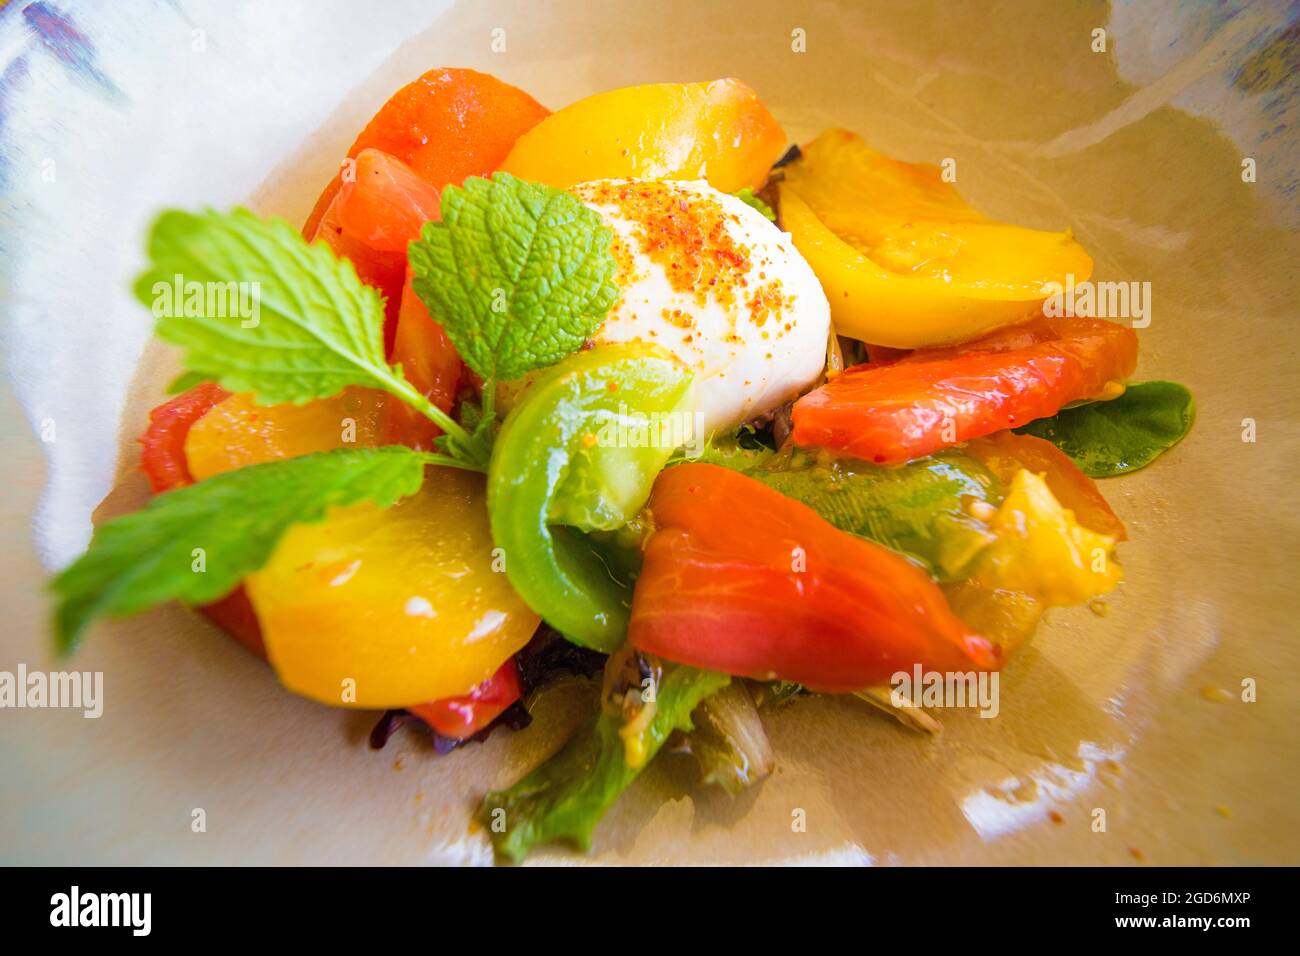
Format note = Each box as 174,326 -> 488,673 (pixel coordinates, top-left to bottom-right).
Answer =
487,344 -> 694,651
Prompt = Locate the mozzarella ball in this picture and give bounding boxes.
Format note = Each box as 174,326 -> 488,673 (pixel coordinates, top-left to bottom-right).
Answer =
571,179 -> 830,434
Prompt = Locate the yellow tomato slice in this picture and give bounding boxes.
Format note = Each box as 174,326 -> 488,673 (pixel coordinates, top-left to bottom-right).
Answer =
779,129 -> 1093,348
184,388 -> 387,481
246,468 -> 540,708
942,580 -> 1045,656
972,469 -> 1120,606
499,78 -> 784,192
944,467 -> 1120,655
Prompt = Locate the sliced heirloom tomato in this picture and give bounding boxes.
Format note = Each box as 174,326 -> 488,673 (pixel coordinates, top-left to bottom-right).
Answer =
335,147 -> 442,252
488,345 -> 695,652
969,469 -> 1120,606
628,463 -> 1000,692
500,79 -> 784,192
942,459 -> 1122,657
308,149 -> 439,353
143,385 -> 393,657
184,387 -> 387,481
792,315 -> 1138,464
142,380 -> 524,723
302,67 -> 548,352
964,430 -> 1125,540
383,269 -> 464,450
779,129 -> 1094,348
408,658 -> 523,739
303,67 -> 549,237
303,149 -> 463,445
139,381 -> 231,493
183,388 -> 531,711
246,467 -> 540,708
138,382 -> 264,656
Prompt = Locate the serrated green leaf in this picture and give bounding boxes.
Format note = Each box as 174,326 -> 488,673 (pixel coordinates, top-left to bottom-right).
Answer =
408,173 -> 620,383
50,446 -> 428,653
134,207 -> 477,463
135,208 -> 407,404
482,665 -> 728,863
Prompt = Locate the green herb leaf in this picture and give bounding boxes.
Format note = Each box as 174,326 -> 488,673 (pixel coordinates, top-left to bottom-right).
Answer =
50,446 -> 429,653
408,173 -> 620,383
138,209 -> 394,402
482,665 -> 728,863
732,187 -> 776,221
134,208 -> 474,459
694,446 -> 1003,580
1016,380 -> 1195,477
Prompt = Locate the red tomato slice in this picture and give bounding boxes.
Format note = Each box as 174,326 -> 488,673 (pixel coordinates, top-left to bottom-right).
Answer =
302,67 -> 549,237
310,148 -> 442,355
138,381 -> 230,493
335,148 -> 442,253
201,589 -> 268,659
138,382 -> 266,655
793,316 -> 1138,464
383,268 -> 464,450
302,68 -> 546,357
308,183 -> 407,355
408,659 -> 523,739
628,463 -> 1000,692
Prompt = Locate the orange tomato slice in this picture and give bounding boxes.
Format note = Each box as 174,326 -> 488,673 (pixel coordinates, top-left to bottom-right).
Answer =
303,67 -> 548,237
500,79 -> 784,192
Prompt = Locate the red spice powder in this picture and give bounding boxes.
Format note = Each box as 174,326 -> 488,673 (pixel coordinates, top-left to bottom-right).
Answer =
574,180 -> 795,333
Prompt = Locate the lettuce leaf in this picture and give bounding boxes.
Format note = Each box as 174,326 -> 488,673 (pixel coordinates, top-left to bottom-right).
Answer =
482,666 -> 728,863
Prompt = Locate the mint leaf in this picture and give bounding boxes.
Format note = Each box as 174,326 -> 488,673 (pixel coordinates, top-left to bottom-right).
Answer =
1016,380 -> 1195,477
732,187 -> 776,221
134,208 -> 475,460
482,665 -> 728,863
408,173 -> 620,383
137,208 -> 398,403
50,446 -> 428,653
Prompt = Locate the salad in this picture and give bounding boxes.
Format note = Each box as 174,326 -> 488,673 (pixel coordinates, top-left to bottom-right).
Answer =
50,69 -> 1195,863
